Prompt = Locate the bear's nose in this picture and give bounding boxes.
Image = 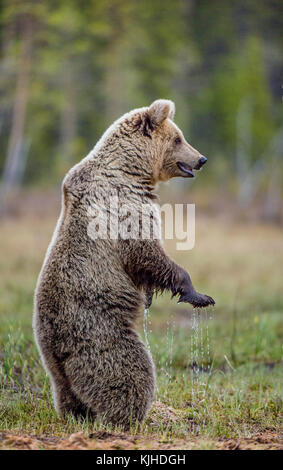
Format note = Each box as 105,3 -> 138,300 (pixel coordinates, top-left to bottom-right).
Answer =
199,156 -> 207,166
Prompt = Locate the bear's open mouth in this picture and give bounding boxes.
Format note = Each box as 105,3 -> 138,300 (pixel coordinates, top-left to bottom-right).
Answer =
177,161 -> 195,178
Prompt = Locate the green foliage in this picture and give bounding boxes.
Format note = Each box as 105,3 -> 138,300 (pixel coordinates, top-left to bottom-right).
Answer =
0,0 -> 282,185
0,216 -> 282,440
205,36 -> 274,161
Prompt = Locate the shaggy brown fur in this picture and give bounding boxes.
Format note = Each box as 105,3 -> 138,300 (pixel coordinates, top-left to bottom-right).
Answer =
33,99 -> 214,428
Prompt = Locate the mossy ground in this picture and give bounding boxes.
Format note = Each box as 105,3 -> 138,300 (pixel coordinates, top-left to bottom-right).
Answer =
0,212 -> 282,449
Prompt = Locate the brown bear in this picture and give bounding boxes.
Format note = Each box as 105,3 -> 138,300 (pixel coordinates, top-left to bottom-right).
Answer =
33,99 -> 214,428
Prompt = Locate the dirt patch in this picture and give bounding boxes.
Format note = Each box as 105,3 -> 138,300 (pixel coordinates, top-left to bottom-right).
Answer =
0,430 -> 282,450
149,401 -> 185,424
0,401 -> 282,450
216,432 -> 283,450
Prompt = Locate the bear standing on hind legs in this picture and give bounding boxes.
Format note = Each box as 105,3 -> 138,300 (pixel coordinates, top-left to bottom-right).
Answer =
33,99 -> 215,428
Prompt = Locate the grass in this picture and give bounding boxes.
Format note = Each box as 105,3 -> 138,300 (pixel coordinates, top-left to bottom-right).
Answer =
0,212 -> 282,448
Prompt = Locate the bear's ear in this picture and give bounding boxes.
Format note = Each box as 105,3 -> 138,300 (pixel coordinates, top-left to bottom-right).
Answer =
147,99 -> 175,129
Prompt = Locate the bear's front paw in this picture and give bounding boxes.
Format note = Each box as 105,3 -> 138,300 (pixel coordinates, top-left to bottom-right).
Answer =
145,293 -> 153,309
178,292 -> 215,308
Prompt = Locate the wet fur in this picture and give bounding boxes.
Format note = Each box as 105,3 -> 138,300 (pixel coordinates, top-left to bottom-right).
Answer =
33,100 -> 214,428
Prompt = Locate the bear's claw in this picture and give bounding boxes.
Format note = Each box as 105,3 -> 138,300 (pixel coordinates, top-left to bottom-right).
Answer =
178,292 -> 215,308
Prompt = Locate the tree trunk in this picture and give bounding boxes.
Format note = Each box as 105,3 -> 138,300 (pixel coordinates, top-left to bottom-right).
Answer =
0,13 -> 32,215
57,60 -> 77,174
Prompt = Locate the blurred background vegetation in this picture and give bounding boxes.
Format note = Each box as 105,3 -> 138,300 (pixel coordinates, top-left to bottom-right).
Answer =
0,1 -> 282,441
0,0 -> 282,221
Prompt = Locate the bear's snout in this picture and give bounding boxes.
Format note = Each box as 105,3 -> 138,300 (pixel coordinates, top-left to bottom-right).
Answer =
195,156 -> 207,170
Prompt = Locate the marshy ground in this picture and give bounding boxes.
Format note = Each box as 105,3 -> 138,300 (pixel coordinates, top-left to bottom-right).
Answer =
0,195 -> 282,450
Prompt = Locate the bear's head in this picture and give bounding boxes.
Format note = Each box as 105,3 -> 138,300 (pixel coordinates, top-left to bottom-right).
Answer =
98,99 -> 208,185
143,99 -> 207,183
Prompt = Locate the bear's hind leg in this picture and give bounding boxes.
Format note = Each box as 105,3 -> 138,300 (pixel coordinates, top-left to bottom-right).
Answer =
64,333 -> 155,429
45,353 -> 91,419
51,372 -> 89,419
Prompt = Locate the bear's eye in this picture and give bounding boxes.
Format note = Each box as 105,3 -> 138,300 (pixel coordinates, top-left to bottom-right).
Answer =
175,137 -> 181,144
